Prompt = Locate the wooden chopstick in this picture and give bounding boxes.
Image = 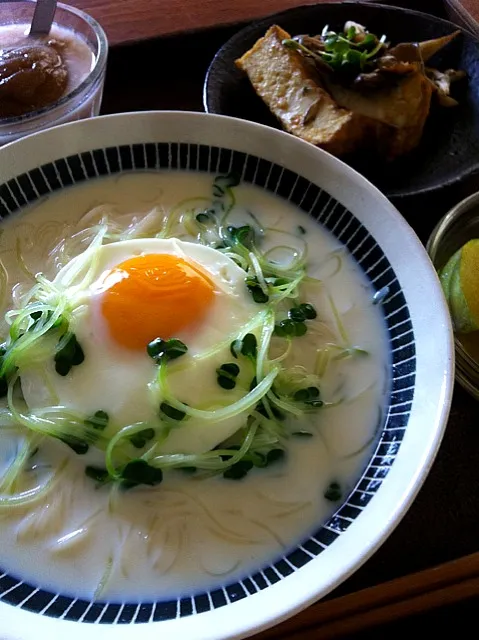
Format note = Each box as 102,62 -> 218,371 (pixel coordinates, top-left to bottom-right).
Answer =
254,551 -> 479,639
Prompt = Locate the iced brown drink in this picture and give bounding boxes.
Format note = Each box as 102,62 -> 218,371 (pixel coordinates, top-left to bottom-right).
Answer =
0,3 -> 107,145
0,24 -> 95,119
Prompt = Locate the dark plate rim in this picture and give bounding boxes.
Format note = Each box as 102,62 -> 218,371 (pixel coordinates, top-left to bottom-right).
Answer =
203,1 -> 479,199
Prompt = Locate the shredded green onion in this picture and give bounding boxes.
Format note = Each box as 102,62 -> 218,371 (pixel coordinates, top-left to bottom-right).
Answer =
0,459 -> 67,508
0,172 -> 368,491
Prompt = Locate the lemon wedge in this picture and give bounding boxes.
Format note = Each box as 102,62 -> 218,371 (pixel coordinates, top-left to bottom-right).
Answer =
440,239 -> 479,333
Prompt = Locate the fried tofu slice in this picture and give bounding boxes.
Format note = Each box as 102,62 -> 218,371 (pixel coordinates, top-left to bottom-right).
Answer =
325,72 -> 432,129
377,80 -> 433,159
235,25 -> 369,156
324,71 -> 433,158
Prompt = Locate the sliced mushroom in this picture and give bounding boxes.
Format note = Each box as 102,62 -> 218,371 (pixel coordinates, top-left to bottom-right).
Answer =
293,34 -> 325,53
352,49 -> 419,91
387,42 -> 422,64
377,54 -> 419,74
425,66 -> 467,107
418,30 -> 461,62
352,70 -> 391,90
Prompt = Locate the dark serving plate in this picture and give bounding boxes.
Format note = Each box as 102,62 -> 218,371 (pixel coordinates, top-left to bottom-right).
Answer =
204,1 -> 479,199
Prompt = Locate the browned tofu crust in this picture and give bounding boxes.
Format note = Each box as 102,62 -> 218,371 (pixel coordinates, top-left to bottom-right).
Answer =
236,24 -> 436,161
236,25 -> 369,156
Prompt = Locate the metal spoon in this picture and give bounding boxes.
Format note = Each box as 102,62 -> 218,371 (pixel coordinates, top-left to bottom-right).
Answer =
29,0 -> 57,37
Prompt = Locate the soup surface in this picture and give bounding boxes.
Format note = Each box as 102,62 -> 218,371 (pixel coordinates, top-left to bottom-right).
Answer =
0,171 -> 388,601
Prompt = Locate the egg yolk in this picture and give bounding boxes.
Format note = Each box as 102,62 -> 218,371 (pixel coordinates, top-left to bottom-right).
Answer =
100,254 -> 215,350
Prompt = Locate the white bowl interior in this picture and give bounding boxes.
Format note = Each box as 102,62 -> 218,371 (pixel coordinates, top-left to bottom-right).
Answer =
0,112 -> 454,640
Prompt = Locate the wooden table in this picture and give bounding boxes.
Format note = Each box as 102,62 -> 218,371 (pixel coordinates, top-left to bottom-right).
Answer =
67,0 -> 341,46
67,0 -> 478,46
80,0 -> 479,635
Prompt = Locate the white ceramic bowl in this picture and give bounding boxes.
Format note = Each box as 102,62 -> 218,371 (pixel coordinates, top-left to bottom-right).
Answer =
0,112 -> 453,640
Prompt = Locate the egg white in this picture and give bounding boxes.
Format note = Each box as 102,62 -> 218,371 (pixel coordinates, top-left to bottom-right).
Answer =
21,238 -> 263,455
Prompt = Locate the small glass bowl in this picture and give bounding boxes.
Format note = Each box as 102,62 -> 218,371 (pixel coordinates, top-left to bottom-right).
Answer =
427,191 -> 479,400
0,1 -> 108,146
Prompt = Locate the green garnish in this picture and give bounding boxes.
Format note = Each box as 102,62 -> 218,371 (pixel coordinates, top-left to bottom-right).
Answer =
283,24 -> 386,76
324,481 -> 342,502
246,451 -> 267,467
216,362 -> 240,390
212,172 -> 240,199
331,27 -> 383,63
85,410 -> 109,431
121,459 -> 163,488
223,459 -> 253,480
293,386 -> 322,407
0,171 -> 364,497
30,310 -> 66,333
299,303 -> 317,319
227,225 -> 256,249
29,311 -> 42,322
196,210 -> 215,224
245,276 -> 269,304
129,427 -> 155,449
293,322 -> 307,337
85,465 -> 109,483
61,436 -> 89,455
54,333 -> 84,376
274,319 -> 296,337
180,466 -> 197,474
288,307 -> 306,322
223,447 -> 284,480
274,318 -> 307,337
274,303 -> 317,337
256,400 -> 284,421
231,333 -> 257,359
160,402 -> 186,421
265,448 -> 285,464
293,387 -> 314,401
0,344 -> 8,397
147,338 -> 188,363
0,375 -> 7,398
29,446 -> 39,459
63,411 -> 109,456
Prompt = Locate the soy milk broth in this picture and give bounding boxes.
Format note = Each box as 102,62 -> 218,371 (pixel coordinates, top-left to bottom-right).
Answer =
0,172 -> 388,600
